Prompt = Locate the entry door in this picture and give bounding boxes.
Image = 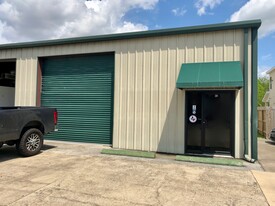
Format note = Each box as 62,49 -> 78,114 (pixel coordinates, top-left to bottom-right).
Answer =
186,91 -> 235,155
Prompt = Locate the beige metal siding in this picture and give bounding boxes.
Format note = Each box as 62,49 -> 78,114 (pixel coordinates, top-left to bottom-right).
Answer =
0,29 -> 245,155
114,30 -> 245,154
235,90 -> 244,158
15,58 -> 38,106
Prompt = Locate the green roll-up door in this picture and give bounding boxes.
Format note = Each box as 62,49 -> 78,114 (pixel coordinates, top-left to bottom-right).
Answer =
41,53 -> 114,144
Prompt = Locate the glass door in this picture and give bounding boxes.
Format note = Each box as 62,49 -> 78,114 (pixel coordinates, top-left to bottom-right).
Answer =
186,91 -> 234,155
186,91 -> 203,152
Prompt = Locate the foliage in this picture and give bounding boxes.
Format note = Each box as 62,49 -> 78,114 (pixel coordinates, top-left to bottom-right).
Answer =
258,77 -> 269,106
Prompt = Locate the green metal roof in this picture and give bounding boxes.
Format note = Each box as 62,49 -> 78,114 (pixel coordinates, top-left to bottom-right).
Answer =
176,61 -> 243,89
0,19 -> 261,50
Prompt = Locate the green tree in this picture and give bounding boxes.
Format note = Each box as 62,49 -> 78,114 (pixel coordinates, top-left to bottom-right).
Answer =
258,77 -> 269,106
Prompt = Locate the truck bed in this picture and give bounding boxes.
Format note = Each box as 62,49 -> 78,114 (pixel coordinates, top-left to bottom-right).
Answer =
0,106 -> 58,156
0,107 -> 41,110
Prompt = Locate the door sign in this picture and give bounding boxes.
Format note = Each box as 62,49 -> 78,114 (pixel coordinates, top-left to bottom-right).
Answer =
192,105 -> 196,114
189,115 -> 197,123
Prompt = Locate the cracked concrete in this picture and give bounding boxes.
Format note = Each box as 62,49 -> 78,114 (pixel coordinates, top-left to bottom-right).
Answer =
0,141 -> 268,206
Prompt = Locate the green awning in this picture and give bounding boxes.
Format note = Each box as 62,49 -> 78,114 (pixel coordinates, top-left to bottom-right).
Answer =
176,61 -> 243,89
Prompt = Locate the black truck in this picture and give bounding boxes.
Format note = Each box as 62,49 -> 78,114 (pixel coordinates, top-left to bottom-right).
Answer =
0,107 -> 58,156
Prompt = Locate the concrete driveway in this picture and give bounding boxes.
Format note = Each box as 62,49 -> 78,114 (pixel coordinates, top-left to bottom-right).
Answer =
0,141 -> 268,206
258,138 -> 275,172
255,138 -> 275,206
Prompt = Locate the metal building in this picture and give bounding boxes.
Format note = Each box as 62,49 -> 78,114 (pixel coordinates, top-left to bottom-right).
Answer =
0,20 -> 261,160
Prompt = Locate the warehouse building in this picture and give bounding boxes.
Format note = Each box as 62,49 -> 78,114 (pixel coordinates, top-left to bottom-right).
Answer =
0,20 -> 261,160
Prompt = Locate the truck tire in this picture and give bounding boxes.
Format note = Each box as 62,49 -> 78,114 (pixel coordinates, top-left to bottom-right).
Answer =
17,128 -> 44,157
0,142 -> 3,148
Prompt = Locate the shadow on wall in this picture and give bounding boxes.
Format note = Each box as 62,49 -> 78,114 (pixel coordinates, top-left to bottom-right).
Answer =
157,89 -> 185,154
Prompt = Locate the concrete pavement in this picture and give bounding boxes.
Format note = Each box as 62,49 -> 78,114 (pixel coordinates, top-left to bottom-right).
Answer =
253,138 -> 275,206
258,138 -> 275,172
0,141 -> 268,206
252,170 -> 275,206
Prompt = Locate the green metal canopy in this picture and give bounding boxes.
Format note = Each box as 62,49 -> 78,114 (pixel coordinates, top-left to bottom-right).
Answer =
176,61 -> 243,89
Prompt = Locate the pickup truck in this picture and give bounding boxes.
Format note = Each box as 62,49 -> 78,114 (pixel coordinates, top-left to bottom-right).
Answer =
270,128 -> 275,142
0,107 -> 57,156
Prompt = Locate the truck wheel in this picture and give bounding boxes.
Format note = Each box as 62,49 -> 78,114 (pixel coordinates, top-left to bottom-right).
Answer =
17,128 -> 43,157
0,142 -> 3,148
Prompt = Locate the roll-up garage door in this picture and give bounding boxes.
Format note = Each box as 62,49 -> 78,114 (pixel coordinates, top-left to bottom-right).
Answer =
41,53 -> 114,144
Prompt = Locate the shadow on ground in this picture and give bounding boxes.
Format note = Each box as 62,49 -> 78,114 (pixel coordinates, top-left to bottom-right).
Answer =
265,141 -> 275,146
42,144 -> 57,151
0,146 -> 19,162
0,144 -> 57,163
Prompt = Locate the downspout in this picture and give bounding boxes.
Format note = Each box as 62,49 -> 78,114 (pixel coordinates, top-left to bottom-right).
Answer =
243,28 -> 255,163
251,28 -> 259,161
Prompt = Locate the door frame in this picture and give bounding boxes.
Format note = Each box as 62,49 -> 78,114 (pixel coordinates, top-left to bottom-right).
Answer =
184,90 -> 235,156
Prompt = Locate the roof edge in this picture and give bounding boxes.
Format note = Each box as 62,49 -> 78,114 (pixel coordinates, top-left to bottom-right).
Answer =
0,19 -> 261,50
266,66 -> 275,74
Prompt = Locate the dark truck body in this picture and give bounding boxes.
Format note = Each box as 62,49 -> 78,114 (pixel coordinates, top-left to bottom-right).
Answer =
0,107 -> 57,156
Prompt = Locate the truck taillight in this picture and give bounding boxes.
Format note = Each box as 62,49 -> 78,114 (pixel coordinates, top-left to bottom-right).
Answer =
54,111 -> 58,125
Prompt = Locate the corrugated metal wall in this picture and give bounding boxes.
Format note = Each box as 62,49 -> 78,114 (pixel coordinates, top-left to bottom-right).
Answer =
0,29 -> 247,156
113,30 -> 245,154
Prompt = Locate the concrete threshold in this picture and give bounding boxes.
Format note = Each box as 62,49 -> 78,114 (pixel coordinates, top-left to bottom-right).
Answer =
185,152 -> 234,159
